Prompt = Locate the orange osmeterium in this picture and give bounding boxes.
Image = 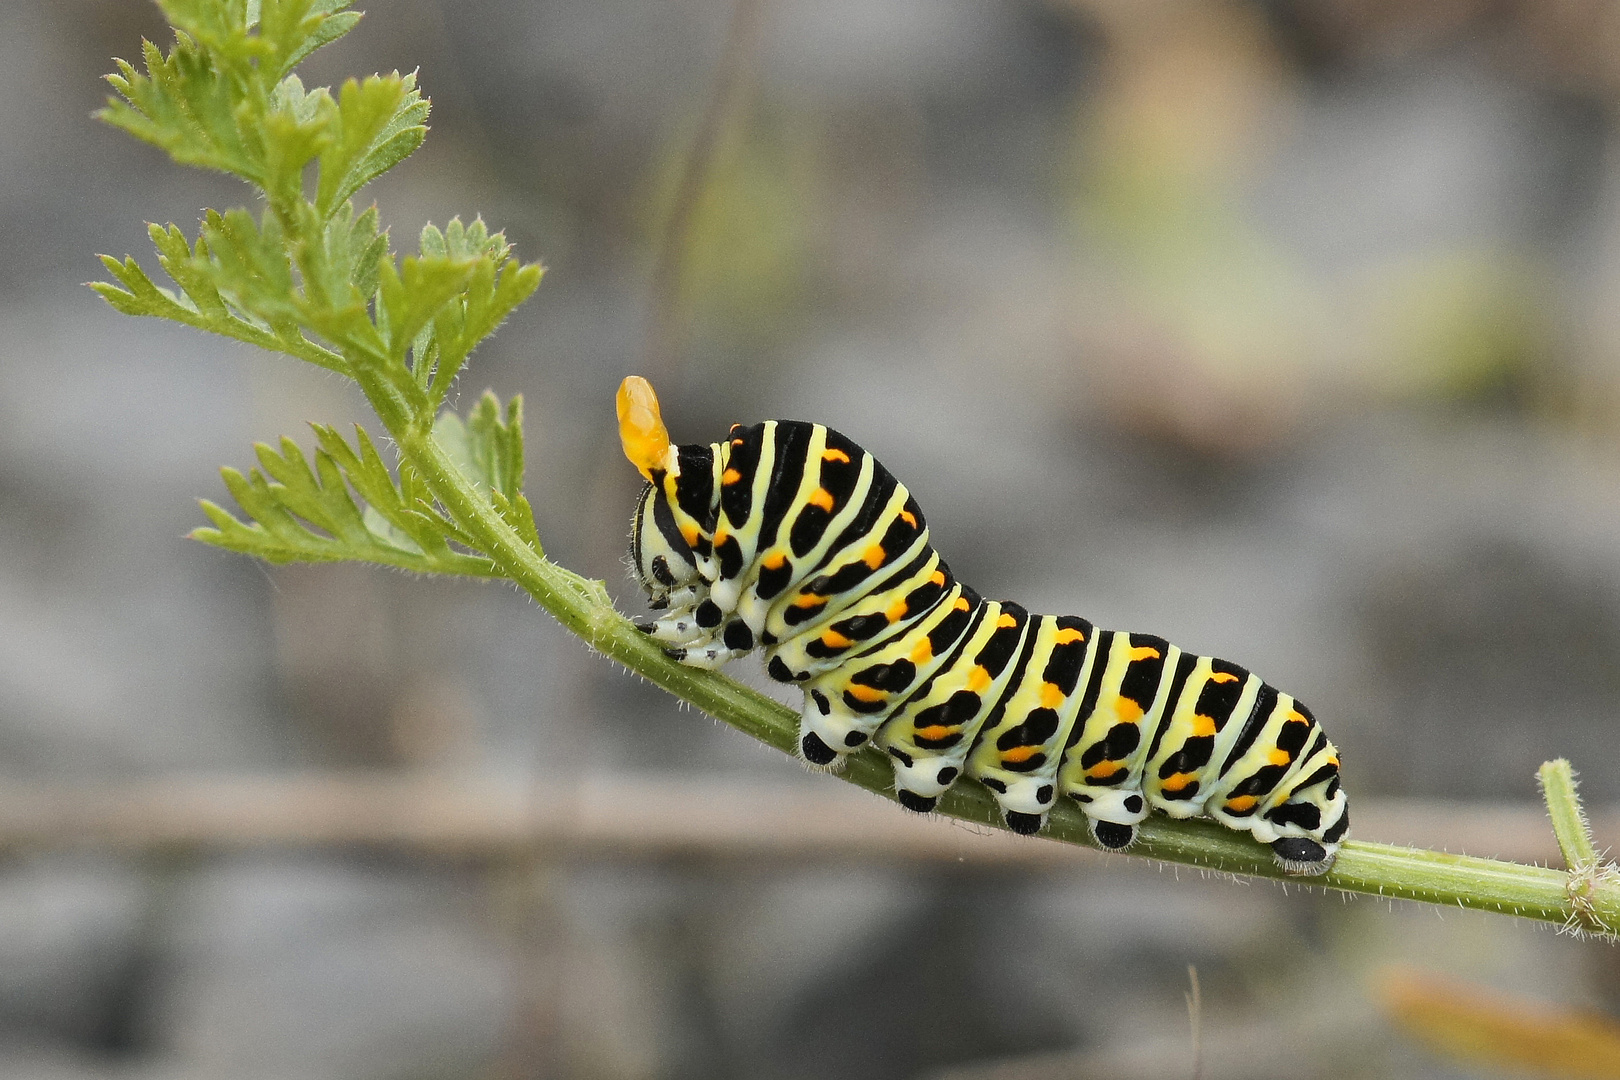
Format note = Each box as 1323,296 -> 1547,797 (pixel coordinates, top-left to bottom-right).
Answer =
617,375 -> 672,481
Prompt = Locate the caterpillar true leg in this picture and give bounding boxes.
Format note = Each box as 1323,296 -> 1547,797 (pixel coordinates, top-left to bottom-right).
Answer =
617,376 -> 1349,875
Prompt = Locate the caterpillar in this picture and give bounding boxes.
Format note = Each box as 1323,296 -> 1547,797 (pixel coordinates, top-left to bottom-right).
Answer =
616,376 -> 1349,875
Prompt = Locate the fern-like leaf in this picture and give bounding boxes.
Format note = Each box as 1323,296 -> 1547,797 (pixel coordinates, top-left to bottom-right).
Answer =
192,424 -> 502,575
315,73 -> 429,219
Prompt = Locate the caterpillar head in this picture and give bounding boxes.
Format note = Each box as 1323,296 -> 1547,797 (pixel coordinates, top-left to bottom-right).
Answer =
619,376 -> 702,607
629,479 -> 701,608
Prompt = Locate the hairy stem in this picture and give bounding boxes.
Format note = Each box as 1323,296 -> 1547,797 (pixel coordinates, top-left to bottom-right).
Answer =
1538,758 -> 1617,935
1540,758 -> 1597,871
395,419 -> 1618,936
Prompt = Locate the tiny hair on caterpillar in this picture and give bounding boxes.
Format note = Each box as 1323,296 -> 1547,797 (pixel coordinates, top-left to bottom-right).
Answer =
616,376 -> 1349,875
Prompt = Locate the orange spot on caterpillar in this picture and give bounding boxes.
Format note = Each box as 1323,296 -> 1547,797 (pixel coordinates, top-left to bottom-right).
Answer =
1053,628 -> 1086,645
1128,645 -> 1161,662
1192,714 -> 1217,738
1160,771 -> 1197,793
1225,794 -> 1258,812
909,638 -> 933,663
822,448 -> 850,463
1114,698 -> 1144,723
885,597 -> 909,622
722,468 -> 742,485
822,630 -> 853,649
808,488 -> 835,511
713,529 -> 728,547
862,545 -> 885,569
1086,761 -> 1120,780
900,509 -> 918,527
914,724 -> 958,741
1268,747 -> 1292,766
996,613 -> 1018,629
793,594 -> 825,608
1209,671 -> 1240,684
953,597 -> 970,612
680,524 -> 700,548
929,570 -> 946,586
846,683 -> 885,703
762,552 -> 787,571
1040,683 -> 1064,709
967,666 -> 991,693
1001,745 -> 1042,764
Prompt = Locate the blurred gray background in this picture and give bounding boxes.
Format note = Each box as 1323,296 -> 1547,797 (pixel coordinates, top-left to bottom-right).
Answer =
4,0 -> 1620,1077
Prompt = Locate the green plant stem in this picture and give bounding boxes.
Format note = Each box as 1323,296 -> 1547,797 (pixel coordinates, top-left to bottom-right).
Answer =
395,422 -> 1619,935
1540,758 -> 1597,871
1538,758 -> 1617,935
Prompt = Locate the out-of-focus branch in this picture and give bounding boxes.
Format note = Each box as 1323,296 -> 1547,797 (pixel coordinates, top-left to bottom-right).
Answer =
0,774 -> 1609,868
643,0 -> 766,382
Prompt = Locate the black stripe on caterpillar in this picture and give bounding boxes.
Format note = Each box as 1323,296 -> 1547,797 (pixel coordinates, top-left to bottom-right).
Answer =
617,376 -> 1348,875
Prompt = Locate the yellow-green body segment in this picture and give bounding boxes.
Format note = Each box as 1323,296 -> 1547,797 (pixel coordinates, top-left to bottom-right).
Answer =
623,401 -> 1349,875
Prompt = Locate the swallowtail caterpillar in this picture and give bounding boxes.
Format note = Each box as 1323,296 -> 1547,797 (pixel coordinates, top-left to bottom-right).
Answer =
619,376 -> 1348,875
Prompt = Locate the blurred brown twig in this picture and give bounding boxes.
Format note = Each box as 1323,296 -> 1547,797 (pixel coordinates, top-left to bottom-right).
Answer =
0,775 -> 1608,865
